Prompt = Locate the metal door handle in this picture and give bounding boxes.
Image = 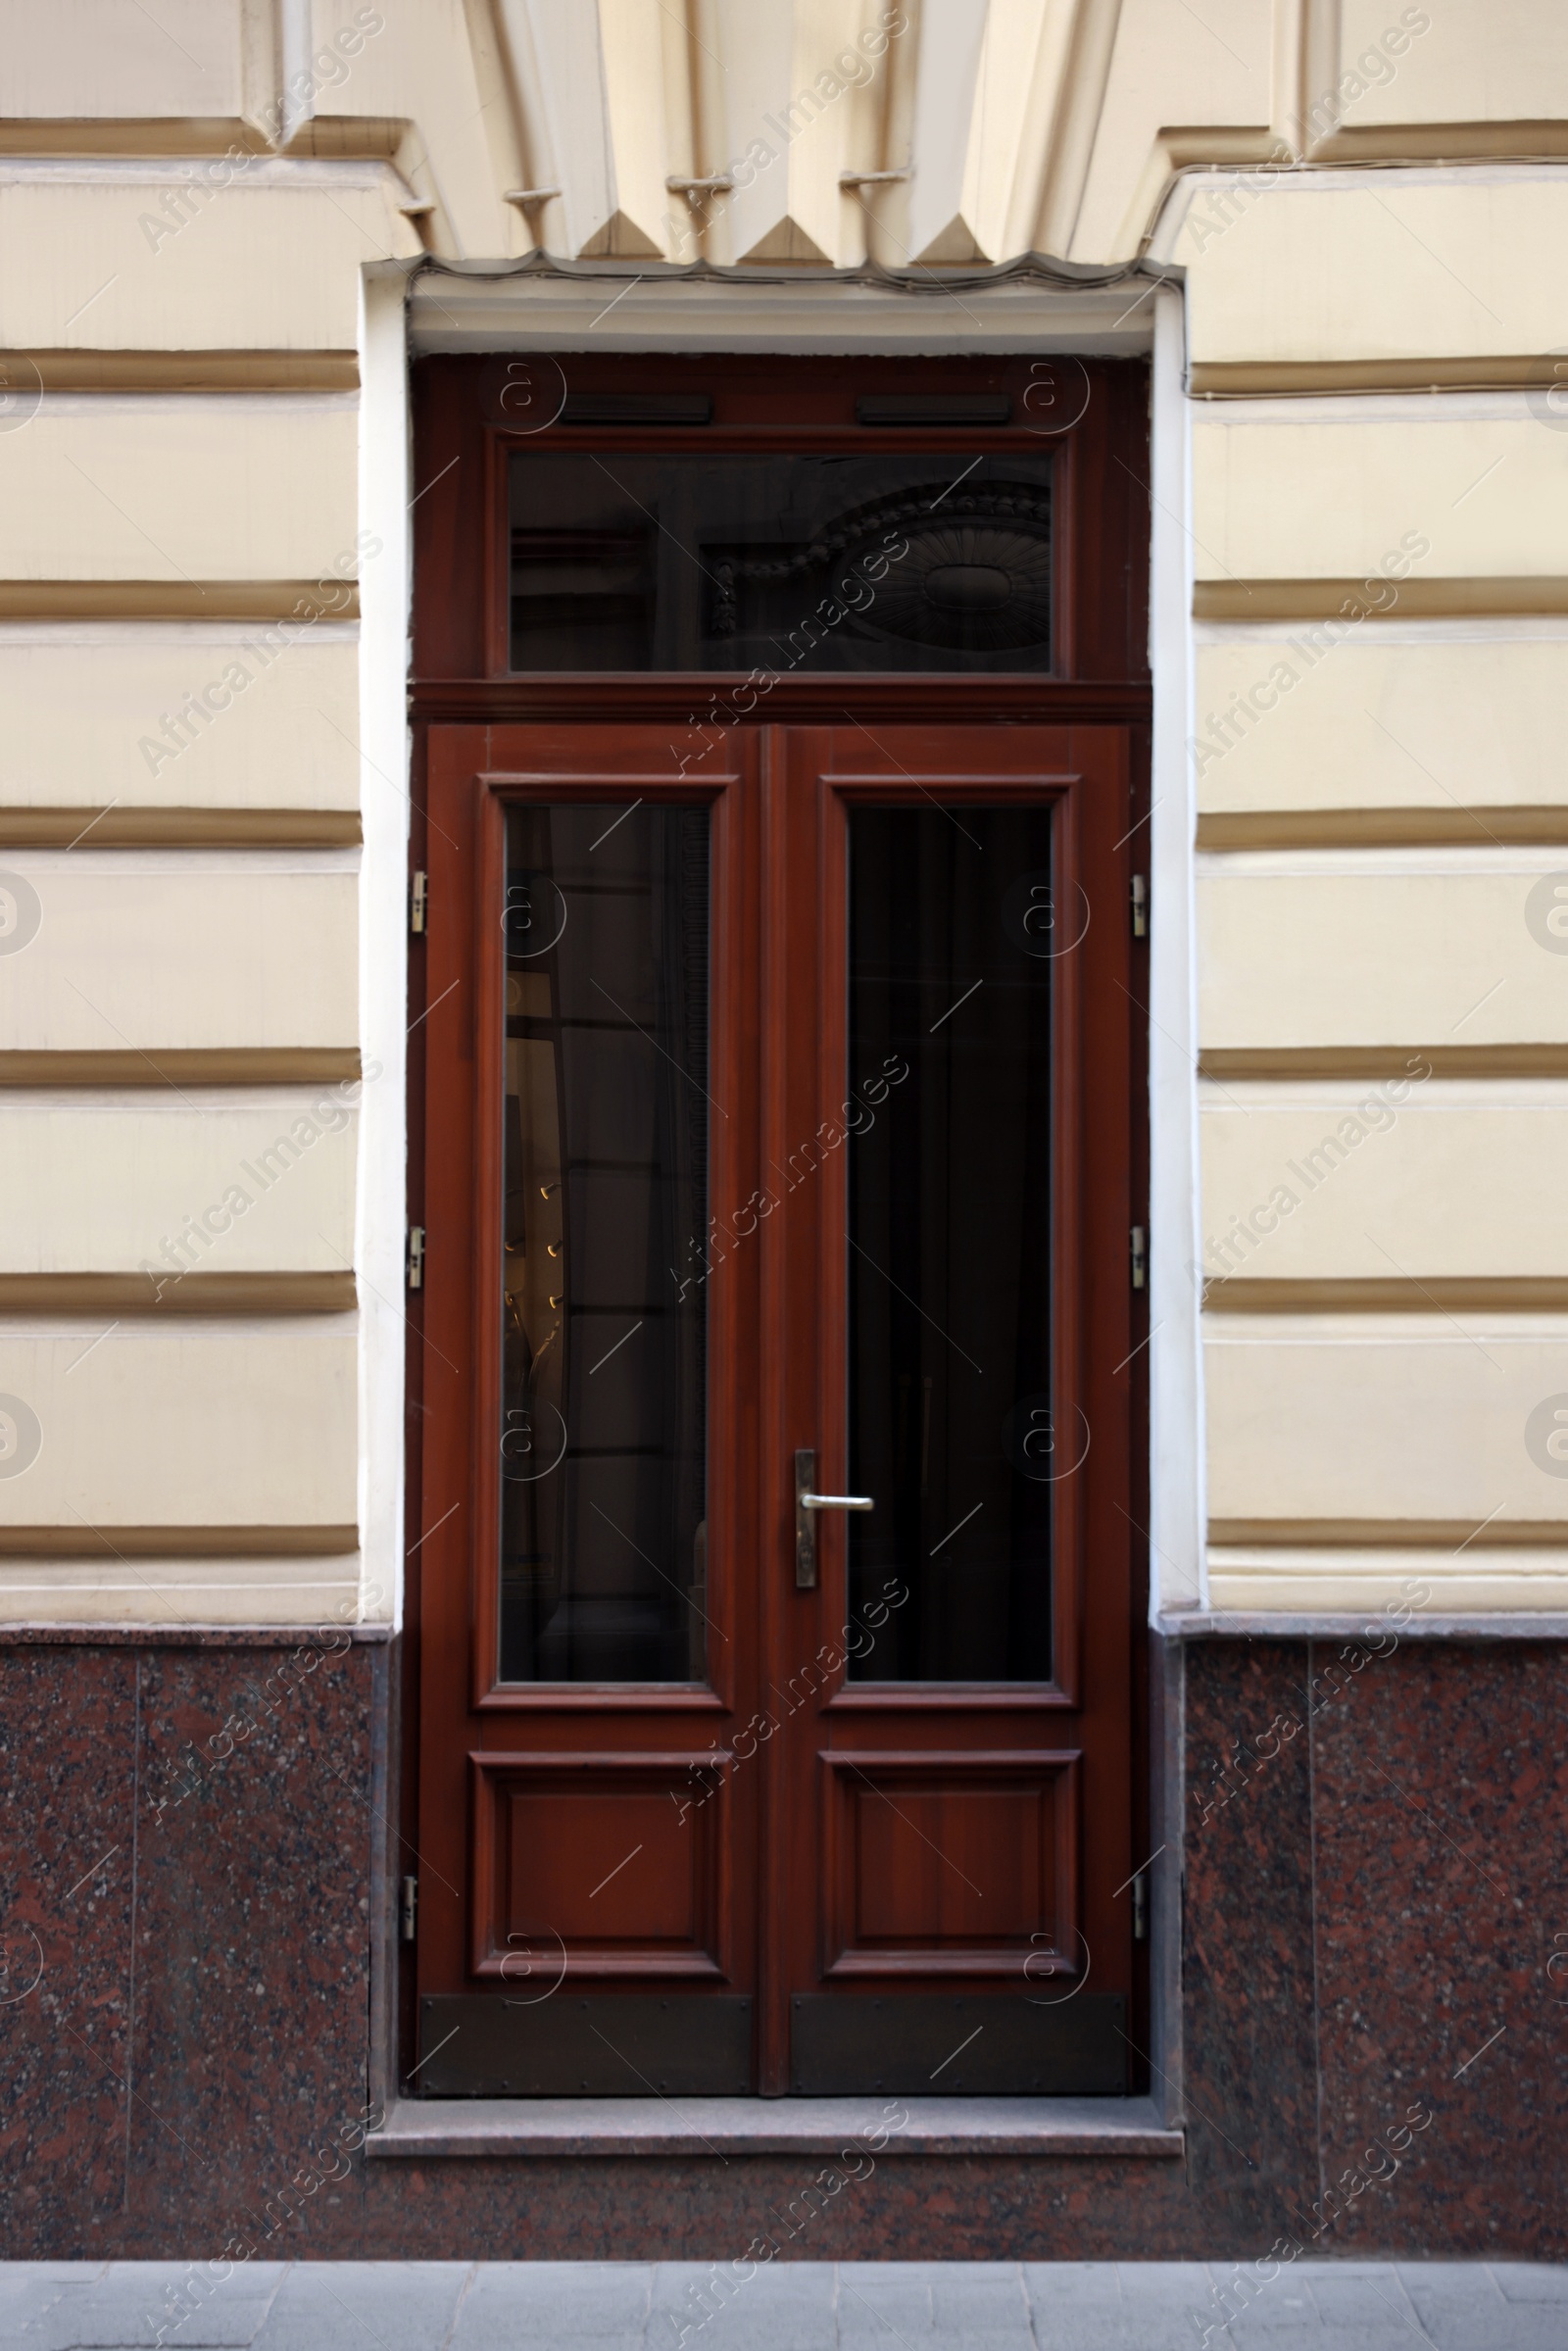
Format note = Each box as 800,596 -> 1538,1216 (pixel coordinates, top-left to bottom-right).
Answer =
794,1447 -> 872,1590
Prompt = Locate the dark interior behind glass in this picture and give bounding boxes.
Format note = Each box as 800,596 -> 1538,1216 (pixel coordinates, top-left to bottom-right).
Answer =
847,806 -> 1055,1682
500,804 -> 710,1683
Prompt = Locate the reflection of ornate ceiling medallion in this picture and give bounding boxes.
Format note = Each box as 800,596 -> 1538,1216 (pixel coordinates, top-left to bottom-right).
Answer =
710,482 -> 1052,653
857,518 -> 1053,650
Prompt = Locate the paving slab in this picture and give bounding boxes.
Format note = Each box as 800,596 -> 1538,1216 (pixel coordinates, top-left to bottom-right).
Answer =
451,2263 -> 649,2348
1487,2265 -> 1568,2303
31,2264 -> 284,2351
247,2262 -> 472,2351
647,2260 -> 838,2349
1,2259 -> 1566,2349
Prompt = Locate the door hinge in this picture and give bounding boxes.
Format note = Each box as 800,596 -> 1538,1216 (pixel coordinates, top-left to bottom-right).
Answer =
410,870 -> 427,935
1130,1224 -> 1148,1291
1130,873 -> 1148,938
401,1876 -> 417,1943
1133,1871 -> 1149,1942
407,1226 -> 425,1291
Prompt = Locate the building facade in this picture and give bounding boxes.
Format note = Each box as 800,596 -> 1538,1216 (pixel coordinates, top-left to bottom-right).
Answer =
2,0 -> 1566,2265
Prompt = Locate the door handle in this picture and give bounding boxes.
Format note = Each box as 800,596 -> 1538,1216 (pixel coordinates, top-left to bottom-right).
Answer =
794,1447 -> 873,1590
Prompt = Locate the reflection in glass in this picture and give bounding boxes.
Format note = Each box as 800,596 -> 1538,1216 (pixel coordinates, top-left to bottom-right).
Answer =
500,805 -> 710,1683
847,807 -> 1054,1682
509,453 -> 1053,673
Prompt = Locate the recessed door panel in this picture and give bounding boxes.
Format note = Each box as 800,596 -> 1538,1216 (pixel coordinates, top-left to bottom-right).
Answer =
470,1752 -> 730,1979
820,1751 -> 1080,1978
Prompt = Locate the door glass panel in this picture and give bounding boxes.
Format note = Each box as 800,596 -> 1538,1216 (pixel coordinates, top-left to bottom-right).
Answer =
846,806 -> 1055,1681
509,454 -> 1053,673
500,804 -> 710,1683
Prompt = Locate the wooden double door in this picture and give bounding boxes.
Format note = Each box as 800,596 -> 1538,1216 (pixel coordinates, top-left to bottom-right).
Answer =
412,715 -> 1144,2097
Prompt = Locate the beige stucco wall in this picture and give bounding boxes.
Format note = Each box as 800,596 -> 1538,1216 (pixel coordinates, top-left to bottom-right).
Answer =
1,0 -> 1565,1627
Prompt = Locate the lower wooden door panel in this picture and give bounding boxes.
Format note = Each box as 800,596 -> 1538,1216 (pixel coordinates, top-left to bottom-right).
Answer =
819,1750 -> 1080,1979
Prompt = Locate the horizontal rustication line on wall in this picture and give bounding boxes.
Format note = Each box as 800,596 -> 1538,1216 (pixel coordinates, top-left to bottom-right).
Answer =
0,116 -> 409,159
1204,1278 -> 1568,1314
0,1273 -> 356,1315
0,583 -> 361,622
1208,1519 -> 1568,1549
0,1526 -> 360,1558
0,1051 -> 362,1087
1190,357 -> 1568,399
1199,1047 -> 1568,1080
1197,808 -> 1568,850
0,808 -> 363,848
1196,578 -> 1568,621
0,351 -> 360,392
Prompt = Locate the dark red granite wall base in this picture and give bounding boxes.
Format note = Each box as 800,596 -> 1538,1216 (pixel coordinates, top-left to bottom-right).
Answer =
2,1634 -> 1564,2259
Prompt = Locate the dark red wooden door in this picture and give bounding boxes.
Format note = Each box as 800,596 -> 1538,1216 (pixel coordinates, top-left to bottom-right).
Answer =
412,717 -> 1143,2096
754,724 -> 1139,2095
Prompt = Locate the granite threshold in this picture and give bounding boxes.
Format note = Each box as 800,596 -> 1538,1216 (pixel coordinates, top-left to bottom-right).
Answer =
367,2093 -> 1183,2160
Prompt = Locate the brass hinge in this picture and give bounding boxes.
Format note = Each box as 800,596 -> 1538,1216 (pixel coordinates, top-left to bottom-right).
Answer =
401,1876 -> 417,1943
410,870 -> 427,935
407,1226 -> 425,1291
1130,1225 -> 1148,1291
1130,873 -> 1148,938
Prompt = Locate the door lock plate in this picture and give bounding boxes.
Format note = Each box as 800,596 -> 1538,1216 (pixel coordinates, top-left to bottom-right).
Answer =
795,1447 -> 817,1589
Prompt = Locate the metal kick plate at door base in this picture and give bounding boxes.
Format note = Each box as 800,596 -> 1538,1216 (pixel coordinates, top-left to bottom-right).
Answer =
794,1447 -> 874,1589
416,1994 -> 752,2097
790,1993 -> 1128,2096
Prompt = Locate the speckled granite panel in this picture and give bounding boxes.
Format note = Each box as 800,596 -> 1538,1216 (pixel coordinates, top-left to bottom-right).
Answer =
3,1634 -> 1564,2261
1179,1640 -> 1320,2247
1310,1638 -> 1568,2258
124,1641 -> 377,2252
0,1640 -> 378,2260
0,1646 -> 139,2242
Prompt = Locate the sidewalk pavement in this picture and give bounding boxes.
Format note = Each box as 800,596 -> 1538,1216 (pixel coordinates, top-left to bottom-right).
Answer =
2,2259 -> 1565,2349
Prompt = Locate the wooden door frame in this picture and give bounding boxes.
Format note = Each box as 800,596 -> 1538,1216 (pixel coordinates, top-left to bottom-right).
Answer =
400,351 -> 1153,2098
